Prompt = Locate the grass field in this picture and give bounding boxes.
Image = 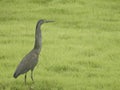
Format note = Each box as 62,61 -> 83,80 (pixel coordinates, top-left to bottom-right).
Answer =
0,0 -> 120,90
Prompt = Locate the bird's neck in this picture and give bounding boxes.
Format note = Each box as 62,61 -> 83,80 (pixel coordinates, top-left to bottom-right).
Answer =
34,23 -> 42,52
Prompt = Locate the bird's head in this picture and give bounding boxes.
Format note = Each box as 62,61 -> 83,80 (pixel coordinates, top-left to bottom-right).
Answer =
37,19 -> 54,25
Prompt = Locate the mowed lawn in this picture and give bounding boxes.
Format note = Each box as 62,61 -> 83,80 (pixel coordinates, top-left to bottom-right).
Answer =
0,0 -> 120,90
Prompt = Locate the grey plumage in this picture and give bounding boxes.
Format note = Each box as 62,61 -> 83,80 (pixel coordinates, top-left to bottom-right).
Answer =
13,49 -> 39,78
13,19 -> 54,83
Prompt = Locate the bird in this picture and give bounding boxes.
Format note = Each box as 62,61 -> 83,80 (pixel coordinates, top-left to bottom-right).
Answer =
13,19 -> 54,84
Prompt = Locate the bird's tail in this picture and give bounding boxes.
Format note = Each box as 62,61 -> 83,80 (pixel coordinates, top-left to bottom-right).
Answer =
13,72 -> 19,78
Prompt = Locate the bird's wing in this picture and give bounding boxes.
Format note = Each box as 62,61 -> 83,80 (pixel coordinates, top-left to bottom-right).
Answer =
14,50 -> 39,75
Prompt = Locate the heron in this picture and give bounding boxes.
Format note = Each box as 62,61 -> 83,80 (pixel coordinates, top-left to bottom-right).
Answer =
13,19 -> 54,84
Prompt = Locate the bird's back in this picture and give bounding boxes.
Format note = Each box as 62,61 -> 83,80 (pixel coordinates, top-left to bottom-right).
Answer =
13,49 -> 39,78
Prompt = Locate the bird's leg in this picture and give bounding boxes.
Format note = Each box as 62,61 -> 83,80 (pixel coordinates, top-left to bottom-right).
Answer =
25,73 -> 27,85
31,70 -> 34,83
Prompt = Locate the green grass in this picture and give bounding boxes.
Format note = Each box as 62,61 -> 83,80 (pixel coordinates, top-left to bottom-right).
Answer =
0,0 -> 120,90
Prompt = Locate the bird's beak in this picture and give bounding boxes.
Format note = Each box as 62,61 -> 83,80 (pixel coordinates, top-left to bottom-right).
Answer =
45,20 -> 55,23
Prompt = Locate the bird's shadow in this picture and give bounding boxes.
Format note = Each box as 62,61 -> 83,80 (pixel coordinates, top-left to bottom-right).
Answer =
11,81 -> 35,90
26,83 -> 35,90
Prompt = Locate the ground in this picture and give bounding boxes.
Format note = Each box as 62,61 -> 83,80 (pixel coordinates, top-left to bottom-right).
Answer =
0,0 -> 120,90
